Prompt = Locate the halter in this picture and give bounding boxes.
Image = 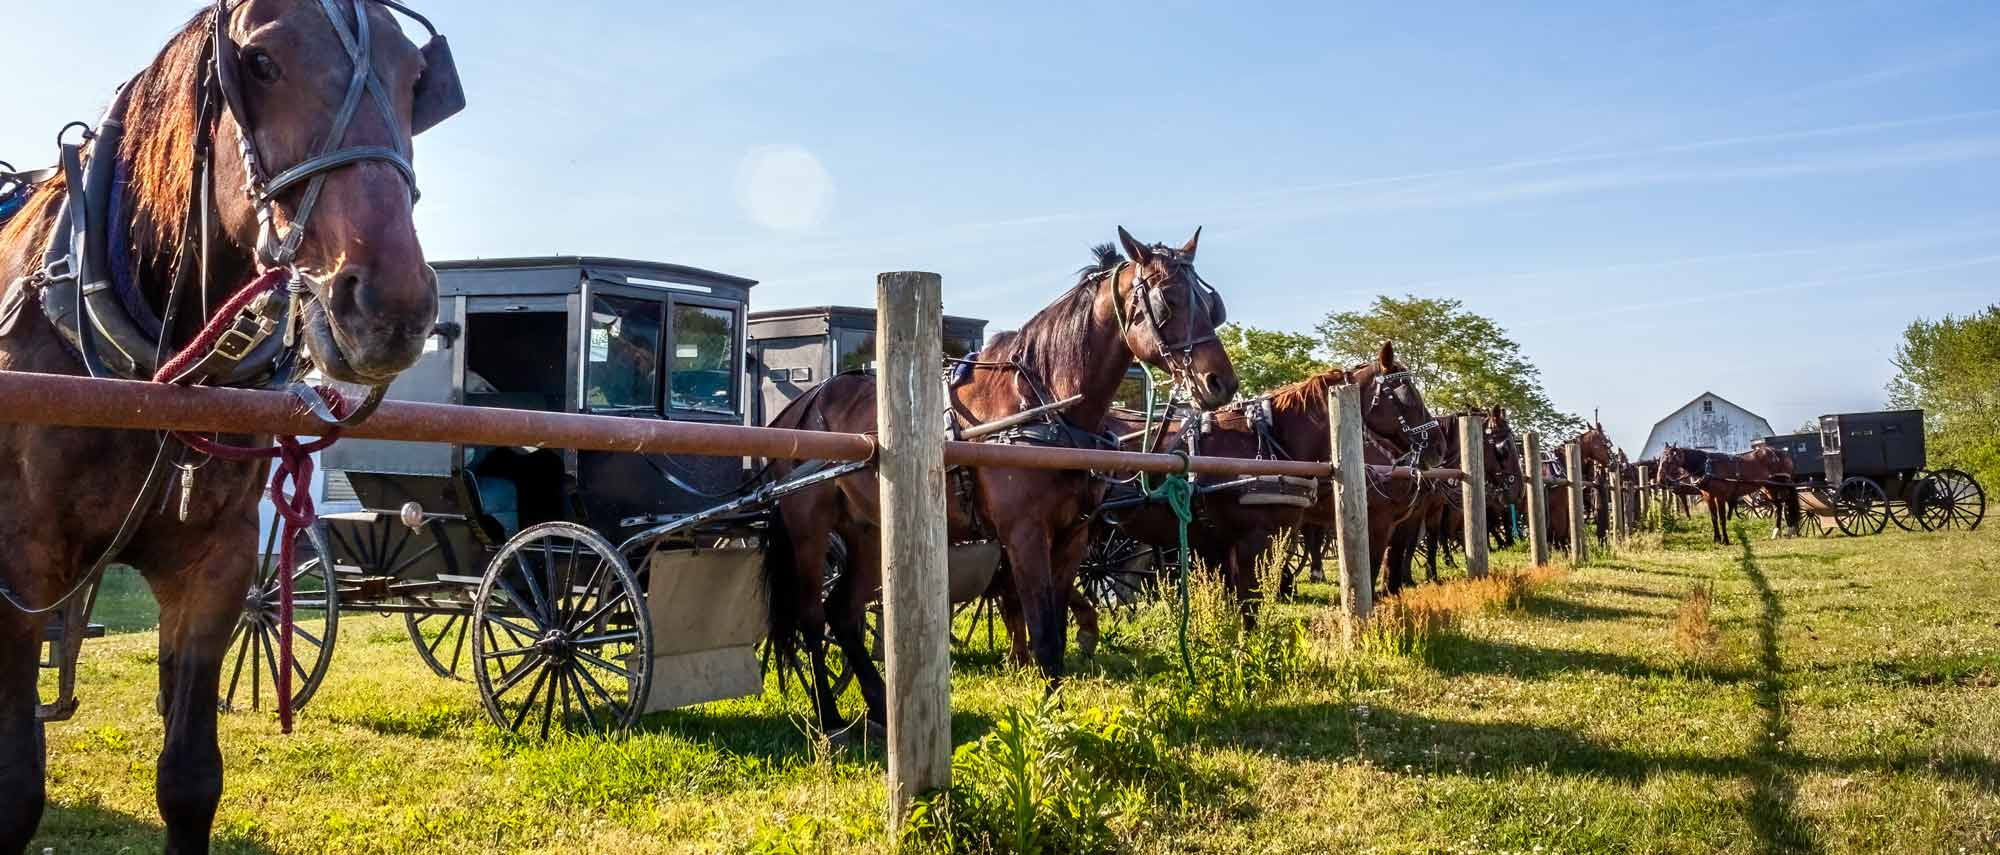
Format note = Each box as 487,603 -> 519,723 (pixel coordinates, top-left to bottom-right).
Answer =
1366,368 -> 1439,465
1104,250 -> 1225,396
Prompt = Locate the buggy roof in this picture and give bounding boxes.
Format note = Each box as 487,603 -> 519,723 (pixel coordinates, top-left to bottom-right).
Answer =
748,305 -> 988,328
431,256 -> 756,299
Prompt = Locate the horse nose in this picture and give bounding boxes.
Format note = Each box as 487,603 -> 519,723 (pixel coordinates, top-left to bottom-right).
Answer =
323,263 -> 438,375
1203,372 -> 1237,404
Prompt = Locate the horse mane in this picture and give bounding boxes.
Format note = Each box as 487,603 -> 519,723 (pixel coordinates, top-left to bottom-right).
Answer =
984,243 -> 1120,386
0,10 -> 209,277
1263,366 -> 1346,417
123,10 -> 214,263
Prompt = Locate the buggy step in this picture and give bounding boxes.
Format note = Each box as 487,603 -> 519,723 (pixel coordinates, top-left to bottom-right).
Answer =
41,621 -> 107,643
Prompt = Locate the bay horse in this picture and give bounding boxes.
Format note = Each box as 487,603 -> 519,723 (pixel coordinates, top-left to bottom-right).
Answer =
1656,444 -> 1799,545
1414,409 -> 1508,584
0,2 -> 457,851
760,229 -> 1238,733
1099,344 -> 1437,622
1483,407 -> 1524,550
1543,423 -> 1615,550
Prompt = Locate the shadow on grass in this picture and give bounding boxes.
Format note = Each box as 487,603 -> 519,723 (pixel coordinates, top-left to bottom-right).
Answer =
35,802 -> 277,855
1421,633 -> 1753,684
1516,593 -> 1654,623
1736,524 -> 1818,855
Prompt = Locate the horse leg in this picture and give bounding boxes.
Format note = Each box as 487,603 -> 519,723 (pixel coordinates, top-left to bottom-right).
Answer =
1068,587 -> 1100,660
776,510 -> 846,732
145,538 -> 259,855
1000,522 -> 1067,680
1306,526 -> 1327,584
0,612 -> 45,853
827,527 -> 887,728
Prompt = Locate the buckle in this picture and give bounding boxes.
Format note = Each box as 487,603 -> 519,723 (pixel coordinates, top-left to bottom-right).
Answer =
40,256 -> 75,285
214,316 -> 275,361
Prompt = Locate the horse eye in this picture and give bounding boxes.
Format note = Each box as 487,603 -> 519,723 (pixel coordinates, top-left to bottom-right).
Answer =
245,49 -> 282,84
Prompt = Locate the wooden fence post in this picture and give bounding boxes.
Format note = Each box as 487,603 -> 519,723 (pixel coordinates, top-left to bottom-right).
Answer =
876,271 -> 950,835
1566,442 -> 1589,565
1639,463 -> 1653,524
1610,466 -> 1626,547
1329,385 -> 1373,642
1523,431 -> 1549,567
1458,414 -> 1488,579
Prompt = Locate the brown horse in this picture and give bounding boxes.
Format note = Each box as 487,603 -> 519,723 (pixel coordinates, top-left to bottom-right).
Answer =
1414,409 -> 1509,583
760,229 -> 1237,732
1099,345 -> 1437,620
0,3 -> 453,851
1543,423 -> 1615,549
1484,407 -> 1525,550
1656,444 -> 1799,545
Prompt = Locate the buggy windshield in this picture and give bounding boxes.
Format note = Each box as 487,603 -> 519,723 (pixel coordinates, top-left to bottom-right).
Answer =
587,295 -> 661,412
671,304 -> 737,416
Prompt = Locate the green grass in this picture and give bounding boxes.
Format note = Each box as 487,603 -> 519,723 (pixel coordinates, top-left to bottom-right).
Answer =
34,522 -> 2000,854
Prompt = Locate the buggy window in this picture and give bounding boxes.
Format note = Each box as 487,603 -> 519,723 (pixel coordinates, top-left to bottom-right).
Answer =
587,295 -> 661,412
835,328 -> 876,374
670,304 -> 737,416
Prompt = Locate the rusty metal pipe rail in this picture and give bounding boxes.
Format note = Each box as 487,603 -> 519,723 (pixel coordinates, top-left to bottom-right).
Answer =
0,372 -> 1340,479
0,373 -> 877,462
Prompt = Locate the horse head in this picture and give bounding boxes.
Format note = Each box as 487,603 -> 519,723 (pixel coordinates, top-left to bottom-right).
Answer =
1346,341 -> 1440,465
1110,226 -> 1236,409
1576,421 -> 1614,470
206,0 -> 459,383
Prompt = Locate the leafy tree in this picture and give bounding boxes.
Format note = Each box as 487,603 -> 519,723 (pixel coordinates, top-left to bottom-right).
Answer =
1215,323 -> 1325,396
1887,304 -> 2000,486
1314,295 -> 1585,438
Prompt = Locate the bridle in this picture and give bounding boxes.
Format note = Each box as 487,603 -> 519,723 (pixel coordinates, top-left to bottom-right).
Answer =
210,0 -> 462,380
1366,368 -> 1439,466
1106,248 -> 1226,395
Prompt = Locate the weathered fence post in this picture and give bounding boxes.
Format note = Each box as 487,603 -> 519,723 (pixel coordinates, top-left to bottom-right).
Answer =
1458,414 -> 1488,579
1565,442 -> 1589,565
1610,465 -> 1626,547
876,271 -> 950,834
1523,431 -> 1550,567
1329,384 -> 1373,642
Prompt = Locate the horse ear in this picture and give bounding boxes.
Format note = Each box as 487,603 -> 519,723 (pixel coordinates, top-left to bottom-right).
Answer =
1378,340 -> 1395,368
1179,227 -> 1201,259
1116,226 -> 1153,265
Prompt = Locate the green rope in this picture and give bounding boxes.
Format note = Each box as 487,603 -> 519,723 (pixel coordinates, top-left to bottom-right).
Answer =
1148,451 -> 1196,681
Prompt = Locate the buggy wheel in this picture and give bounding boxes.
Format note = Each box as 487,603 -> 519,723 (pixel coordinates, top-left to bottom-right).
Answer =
1888,473 -> 1929,532
222,526 -> 338,715
1076,529 -> 1158,621
952,594 -> 1003,651
406,611 -> 477,679
1917,468 -> 1986,532
1832,477 -> 1889,537
472,523 -> 653,737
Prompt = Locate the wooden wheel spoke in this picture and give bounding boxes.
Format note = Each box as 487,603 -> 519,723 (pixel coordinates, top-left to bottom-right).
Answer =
509,665 -> 552,732
490,654 -> 547,701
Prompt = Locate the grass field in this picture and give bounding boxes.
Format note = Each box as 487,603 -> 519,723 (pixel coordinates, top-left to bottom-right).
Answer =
32,519 -> 2000,854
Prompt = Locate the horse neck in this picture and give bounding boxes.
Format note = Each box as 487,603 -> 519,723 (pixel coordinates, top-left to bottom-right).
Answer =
978,266 -> 1136,429
1265,369 -> 1344,461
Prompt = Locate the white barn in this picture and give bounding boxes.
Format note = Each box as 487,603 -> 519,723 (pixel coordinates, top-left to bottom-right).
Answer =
1639,391 -> 1775,461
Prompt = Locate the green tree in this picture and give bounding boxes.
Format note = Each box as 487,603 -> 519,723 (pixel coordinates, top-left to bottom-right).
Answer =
1314,295 -> 1584,437
1887,304 -> 2000,486
1216,323 -> 1325,395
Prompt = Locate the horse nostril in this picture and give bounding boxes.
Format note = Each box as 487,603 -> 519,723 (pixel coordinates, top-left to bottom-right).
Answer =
332,266 -> 377,316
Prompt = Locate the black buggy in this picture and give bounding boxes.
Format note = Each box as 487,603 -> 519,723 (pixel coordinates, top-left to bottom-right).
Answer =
222,257 -> 867,737
1769,410 -> 1985,537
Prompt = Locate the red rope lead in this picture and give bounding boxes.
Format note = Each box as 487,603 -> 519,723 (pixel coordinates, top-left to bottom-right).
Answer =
153,266 -> 348,735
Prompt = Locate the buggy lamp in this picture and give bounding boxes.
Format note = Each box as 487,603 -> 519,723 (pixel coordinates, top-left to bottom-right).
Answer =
400,501 -> 427,530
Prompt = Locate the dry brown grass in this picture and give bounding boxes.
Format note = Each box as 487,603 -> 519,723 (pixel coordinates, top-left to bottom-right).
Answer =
1358,566 -> 1566,656
1674,580 -> 1721,665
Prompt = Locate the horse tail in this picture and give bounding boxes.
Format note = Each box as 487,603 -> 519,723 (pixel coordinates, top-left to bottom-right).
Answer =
760,504 -> 804,693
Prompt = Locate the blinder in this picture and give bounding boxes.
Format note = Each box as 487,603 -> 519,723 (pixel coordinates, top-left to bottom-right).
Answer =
375,0 -> 466,134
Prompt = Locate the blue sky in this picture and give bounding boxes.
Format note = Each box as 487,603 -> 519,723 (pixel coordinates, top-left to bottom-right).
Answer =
5,1 -> 1997,451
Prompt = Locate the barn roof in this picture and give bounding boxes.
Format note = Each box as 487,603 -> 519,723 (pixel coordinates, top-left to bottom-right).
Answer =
1646,390 -> 1765,434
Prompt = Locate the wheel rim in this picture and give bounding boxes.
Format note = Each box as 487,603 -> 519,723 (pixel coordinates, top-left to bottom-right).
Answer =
1833,477 -> 1888,536
1920,469 -> 1986,532
472,523 -> 652,738
407,611 -> 479,680
1077,530 -> 1158,621
222,526 -> 338,715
